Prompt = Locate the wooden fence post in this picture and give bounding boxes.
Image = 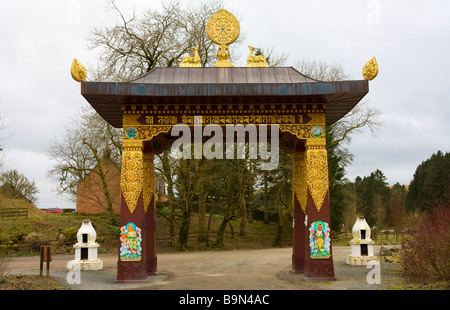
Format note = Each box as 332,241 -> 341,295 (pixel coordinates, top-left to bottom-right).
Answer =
39,245 -> 52,277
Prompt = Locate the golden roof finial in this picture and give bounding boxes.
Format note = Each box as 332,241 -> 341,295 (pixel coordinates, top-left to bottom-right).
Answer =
247,46 -> 268,67
362,57 -> 378,81
180,46 -> 202,67
71,58 -> 87,82
206,9 -> 240,67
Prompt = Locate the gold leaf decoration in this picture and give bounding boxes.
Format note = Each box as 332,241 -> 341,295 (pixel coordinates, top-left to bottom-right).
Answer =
120,147 -> 144,214
206,9 -> 240,45
206,9 -> 240,67
292,152 -> 307,214
123,125 -> 172,141
180,46 -> 202,67
70,58 -> 87,82
247,45 -> 268,67
279,124 -> 326,140
305,146 -> 329,212
362,57 -> 378,81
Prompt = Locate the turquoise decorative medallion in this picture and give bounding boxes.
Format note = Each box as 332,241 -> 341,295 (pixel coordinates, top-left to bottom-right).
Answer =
311,126 -> 323,138
125,127 -> 138,139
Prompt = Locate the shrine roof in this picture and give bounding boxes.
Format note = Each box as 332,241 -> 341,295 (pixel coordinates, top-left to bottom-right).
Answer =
81,67 -> 368,128
129,67 -> 318,84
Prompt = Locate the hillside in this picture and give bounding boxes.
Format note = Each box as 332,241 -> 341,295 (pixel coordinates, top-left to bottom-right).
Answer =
0,196 -> 293,256
0,195 -> 42,216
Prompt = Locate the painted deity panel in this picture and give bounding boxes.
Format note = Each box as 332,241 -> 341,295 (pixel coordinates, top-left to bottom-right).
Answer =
119,222 -> 142,261
309,221 -> 331,259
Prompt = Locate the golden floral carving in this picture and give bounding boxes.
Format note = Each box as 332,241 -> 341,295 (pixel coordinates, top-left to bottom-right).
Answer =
292,152 -> 307,214
305,140 -> 329,212
123,125 -> 172,141
121,141 -> 144,214
279,124 -> 326,140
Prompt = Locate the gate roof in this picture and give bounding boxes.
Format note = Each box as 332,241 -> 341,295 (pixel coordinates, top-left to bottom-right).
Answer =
81,67 -> 368,128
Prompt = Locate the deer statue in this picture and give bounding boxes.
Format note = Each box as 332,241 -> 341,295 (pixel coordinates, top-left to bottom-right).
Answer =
247,46 -> 268,67
180,46 -> 202,67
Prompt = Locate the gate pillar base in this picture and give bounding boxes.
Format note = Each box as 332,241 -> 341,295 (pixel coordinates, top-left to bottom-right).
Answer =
147,257 -> 158,275
304,259 -> 336,281
291,255 -> 304,273
115,261 -> 149,283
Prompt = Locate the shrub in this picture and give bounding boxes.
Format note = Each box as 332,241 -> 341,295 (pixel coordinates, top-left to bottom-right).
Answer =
108,225 -> 120,237
61,226 -> 80,244
398,207 -> 450,286
23,232 -> 44,252
0,251 -> 8,276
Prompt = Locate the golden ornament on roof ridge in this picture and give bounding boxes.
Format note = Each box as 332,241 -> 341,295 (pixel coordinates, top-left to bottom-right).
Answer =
71,58 -> 87,82
206,9 -> 240,67
362,57 -> 378,81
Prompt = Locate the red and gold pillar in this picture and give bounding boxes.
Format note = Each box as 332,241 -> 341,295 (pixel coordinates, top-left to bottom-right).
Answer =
303,137 -> 336,281
116,139 -> 149,283
289,120 -> 336,280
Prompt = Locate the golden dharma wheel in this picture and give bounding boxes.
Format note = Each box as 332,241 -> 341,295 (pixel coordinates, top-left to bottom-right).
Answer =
206,9 -> 240,45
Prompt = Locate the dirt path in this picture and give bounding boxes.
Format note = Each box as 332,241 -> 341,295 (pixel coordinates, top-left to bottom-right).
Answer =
3,246 -> 402,290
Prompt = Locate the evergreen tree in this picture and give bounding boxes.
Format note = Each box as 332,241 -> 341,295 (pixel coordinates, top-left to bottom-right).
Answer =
326,128 -> 350,233
407,150 -> 450,212
387,183 -> 407,231
355,169 -> 390,227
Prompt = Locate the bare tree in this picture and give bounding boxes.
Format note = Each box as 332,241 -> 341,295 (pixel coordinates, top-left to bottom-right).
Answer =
47,105 -> 122,217
0,169 -> 39,205
294,58 -> 383,146
295,59 -> 350,82
256,46 -> 289,67
88,0 -> 227,81
155,150 -> 177,241
183,0 -> 228,67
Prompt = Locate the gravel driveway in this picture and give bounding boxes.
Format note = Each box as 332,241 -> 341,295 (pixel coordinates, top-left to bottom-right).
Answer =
4,246 -> 403,290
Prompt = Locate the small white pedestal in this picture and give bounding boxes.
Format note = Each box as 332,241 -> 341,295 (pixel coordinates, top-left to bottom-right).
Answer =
346,216 -> 379,266
67,219 -> 103,271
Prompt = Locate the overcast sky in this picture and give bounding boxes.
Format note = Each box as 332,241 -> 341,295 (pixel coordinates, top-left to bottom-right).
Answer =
0,0 -> 449,209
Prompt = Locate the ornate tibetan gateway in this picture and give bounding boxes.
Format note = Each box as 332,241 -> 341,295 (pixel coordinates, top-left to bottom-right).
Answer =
78,7 -> 373,283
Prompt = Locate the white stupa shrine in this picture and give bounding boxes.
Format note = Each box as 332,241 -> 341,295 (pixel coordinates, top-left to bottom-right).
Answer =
346,216 -> 379,266
67,219 -> 103,271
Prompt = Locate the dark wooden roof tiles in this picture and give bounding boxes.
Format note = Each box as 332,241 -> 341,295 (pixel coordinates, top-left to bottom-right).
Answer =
81,67 -> 368,128
129,67 -> 318,84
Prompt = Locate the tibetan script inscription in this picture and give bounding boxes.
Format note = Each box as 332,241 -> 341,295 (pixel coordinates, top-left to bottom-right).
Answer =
180,115 -> 302,125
